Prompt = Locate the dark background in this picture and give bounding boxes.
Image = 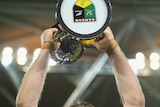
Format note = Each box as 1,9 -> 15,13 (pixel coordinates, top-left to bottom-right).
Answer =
1,0 -> 160,107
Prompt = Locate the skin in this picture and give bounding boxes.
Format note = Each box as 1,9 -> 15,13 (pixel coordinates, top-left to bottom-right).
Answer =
16,27 -> 145,107
94,27 -> 145,107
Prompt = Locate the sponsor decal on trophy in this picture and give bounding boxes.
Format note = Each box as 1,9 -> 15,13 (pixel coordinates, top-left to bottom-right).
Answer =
73,0 -> 96,22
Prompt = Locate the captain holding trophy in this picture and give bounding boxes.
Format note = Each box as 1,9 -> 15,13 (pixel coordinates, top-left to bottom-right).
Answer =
16,0 -> 145,107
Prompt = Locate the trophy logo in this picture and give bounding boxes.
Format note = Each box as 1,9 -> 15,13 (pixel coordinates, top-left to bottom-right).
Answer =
73,0 -> 96,22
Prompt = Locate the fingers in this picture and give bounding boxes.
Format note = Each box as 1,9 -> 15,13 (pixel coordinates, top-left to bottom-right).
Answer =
92,42 -> 100,50
103,27 -> 114,40
41,28 -> 59,42
92,26 -> 115,51
45,28 -> 59,38
94,33 -> 104,42
43,28 -> 58,36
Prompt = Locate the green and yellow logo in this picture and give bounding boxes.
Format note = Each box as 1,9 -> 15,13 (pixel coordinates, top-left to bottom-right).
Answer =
73,0 -> 96,22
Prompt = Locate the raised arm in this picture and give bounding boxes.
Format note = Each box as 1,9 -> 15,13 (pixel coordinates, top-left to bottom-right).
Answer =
16,28 -> 58,107
93,27 -> 145,107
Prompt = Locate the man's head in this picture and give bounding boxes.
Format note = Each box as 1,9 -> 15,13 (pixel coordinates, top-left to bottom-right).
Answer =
70,101 -> 94,107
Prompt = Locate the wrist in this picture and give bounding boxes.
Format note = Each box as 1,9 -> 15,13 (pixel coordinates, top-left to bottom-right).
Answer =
105,39 -> 119,56
42,41 -> 54,50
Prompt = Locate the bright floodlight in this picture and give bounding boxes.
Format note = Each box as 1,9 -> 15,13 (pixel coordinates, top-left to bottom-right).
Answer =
150,61 -> 160,71
17,47 -> 27,56
33,48 -> 41,61
1,47 -> 13,65
2,47 -> 13,56
136,52 -> 145,61
150,52 -> 160,61
135,52 -> 145,70
17,57 -> 27,65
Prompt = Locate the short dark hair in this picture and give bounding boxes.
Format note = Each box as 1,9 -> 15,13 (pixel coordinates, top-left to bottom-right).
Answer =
70,101 -> 94,107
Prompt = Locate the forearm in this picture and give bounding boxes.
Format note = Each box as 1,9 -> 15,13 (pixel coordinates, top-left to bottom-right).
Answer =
108,46 -> 145,107
16,49 -> 50,107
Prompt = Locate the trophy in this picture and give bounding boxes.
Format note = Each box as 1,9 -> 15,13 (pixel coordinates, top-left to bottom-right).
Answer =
51,0 -> 112,64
